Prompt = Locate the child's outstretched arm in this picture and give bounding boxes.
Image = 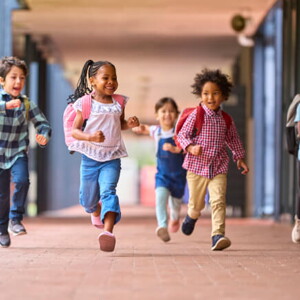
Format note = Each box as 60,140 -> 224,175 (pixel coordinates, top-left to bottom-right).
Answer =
132,123 -> 150,135
237,159 -> 249,175
72,110 -> 105,142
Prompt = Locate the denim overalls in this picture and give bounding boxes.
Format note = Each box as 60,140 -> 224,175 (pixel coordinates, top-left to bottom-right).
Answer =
155,127 -> 186,198
155,127 -> 186,228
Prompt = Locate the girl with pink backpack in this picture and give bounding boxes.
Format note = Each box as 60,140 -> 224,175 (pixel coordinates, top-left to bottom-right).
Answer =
67,60 -> 139,252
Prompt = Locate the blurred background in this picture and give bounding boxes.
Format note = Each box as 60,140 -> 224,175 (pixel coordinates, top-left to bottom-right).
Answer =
1,0 -> 299,221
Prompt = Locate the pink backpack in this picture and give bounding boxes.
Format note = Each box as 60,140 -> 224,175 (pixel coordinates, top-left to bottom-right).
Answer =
63,93 -> 125,148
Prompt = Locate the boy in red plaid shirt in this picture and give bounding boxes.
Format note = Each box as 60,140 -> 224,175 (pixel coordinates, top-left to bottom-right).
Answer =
176,69 -> 249,250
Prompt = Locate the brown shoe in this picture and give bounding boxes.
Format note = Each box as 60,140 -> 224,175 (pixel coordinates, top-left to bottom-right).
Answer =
156,227 -> 170,242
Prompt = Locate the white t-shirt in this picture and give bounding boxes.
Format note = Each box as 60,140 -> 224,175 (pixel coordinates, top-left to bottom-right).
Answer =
149,125 -> 175,154
68,96 -> 128,162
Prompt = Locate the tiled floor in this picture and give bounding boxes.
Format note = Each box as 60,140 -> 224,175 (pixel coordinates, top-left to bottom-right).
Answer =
0,205 -> 299,300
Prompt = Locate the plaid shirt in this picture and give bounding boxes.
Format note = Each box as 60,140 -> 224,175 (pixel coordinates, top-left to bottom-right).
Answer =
0,90 -> 51,169
177,104 -> 245,179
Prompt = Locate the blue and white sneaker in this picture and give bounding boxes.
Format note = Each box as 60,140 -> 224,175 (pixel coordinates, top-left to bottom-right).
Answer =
211,235 -> 231,251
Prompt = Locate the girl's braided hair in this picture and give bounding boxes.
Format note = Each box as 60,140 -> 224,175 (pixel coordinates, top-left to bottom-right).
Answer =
191,68 -> 233,100
67,60 -> 115,103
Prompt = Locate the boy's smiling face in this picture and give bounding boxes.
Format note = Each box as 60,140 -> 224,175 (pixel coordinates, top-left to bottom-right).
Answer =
200,81 -> 225,111
0,66 -> 26,98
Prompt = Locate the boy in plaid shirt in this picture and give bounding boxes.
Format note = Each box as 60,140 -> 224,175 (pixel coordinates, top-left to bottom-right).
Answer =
0,57 -> 51,248
177,69 -> 249,251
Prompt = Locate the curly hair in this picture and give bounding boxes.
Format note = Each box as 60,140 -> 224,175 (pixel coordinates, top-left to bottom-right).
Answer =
67,60 -> 115,103
0,56 -> 28,79
154,97 -> 179,114
191,69 -> 233,100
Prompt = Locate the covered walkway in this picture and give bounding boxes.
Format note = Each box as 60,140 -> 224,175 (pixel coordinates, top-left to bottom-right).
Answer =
1,205 -> 299,300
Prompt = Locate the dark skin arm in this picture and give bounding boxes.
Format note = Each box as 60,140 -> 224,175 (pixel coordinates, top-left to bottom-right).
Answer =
72,110 -> 105,142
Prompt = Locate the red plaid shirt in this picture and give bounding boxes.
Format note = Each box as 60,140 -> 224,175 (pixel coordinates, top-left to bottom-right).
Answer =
177,104 -> 245,179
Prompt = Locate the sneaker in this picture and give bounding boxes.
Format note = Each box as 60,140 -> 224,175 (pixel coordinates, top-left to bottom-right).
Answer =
292,215 -> 300,243
168,219 -> 180,233
181,215 -> 197,235
156,227 -> 170,242
8,219 -> 27,236
0,233 -> 11,248
211,235 -> 231,251
98,231 -> 116,252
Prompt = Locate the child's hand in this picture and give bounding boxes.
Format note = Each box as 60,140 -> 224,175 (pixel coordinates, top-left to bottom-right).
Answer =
6,99 -> 21,109
127,116 -> 140,128
132,124 -> 146,134
36,134 -> 48,146
186,144 -> 202,156
89,131 -> 105,143
237,159 -> 249,175
162,143 -> 173,151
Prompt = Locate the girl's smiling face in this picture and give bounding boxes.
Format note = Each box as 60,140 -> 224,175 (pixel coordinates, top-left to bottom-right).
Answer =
201,81 -> 225,111
0,66 -> 26,98
90,64 -> 118,97
156,102 -> 178,130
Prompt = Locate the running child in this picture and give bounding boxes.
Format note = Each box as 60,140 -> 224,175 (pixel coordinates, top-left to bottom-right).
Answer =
176,69 -> 249,251
133,97 -> 186,242
68,60 -> 139,252
0,56 -> 51,248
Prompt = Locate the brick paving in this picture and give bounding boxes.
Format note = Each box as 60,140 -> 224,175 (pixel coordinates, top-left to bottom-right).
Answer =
0,205 -> 300,300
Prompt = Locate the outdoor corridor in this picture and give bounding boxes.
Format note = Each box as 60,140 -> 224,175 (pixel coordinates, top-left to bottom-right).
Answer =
0,205 -> 299,300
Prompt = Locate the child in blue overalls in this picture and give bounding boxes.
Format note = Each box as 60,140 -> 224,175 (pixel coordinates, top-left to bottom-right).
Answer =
133,97 -> 186,242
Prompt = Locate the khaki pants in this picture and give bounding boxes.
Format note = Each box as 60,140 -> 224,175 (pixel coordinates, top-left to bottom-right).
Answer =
187,171 -> 227,236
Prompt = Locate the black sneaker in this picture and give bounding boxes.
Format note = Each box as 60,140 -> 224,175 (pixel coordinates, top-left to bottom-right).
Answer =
0,232 -> 11,248
211,235 -> 231,251
181,215 -> 197,235
8,219 -> 27,236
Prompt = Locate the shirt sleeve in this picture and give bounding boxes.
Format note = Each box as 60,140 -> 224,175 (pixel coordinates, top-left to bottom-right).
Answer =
29,100 -> 52,142
73,98 -> 82,112
294,104 -> 300,123
176,109 -> 197,150
149,125 -> 158,138
225,119 -> 245,161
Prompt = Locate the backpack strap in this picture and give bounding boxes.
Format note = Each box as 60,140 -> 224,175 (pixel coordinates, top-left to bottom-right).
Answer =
112,94 -> 126,109
23,96 -> 30,120
194,105 -> 204,136
221,111 -> 232,129
81,94 -> 92,120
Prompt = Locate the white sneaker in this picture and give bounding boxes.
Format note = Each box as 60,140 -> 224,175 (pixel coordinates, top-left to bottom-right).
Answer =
291,215 -> 300,243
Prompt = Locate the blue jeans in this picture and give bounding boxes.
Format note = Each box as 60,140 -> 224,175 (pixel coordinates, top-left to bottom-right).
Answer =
0,155 -> 30,233
155,186 -> 182,228
80,155 -> 121,224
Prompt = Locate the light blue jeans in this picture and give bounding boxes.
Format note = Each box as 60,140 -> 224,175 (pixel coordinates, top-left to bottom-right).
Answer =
80,155 -> 121,224
155,186 -> 182,228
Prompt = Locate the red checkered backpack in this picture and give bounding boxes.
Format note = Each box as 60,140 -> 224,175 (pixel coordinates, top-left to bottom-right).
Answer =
174,105 -> 232,149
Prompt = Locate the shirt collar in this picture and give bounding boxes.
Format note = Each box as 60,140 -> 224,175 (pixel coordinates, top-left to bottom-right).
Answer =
201,103 -> 222,117
0,88 -> 25,101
